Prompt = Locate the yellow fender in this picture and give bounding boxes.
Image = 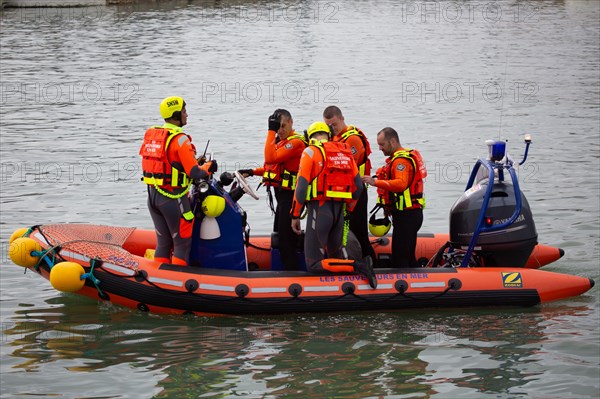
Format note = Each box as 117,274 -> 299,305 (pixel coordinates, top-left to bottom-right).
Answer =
9,227 -> 29,244
50,262 -> 86,293
9,237 -> 42,268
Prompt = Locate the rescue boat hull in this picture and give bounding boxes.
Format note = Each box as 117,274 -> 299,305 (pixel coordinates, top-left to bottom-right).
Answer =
30,260 -> 593,316
13,224 -> 592,316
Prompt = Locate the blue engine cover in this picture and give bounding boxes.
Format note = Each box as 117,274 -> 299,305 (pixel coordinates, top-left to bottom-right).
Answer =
189,182 -> 247,270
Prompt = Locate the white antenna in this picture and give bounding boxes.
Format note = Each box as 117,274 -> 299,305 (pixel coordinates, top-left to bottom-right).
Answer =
498,43 -> 511,138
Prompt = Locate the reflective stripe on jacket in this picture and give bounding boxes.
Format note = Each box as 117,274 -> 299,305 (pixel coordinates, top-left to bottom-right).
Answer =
306,140 -> 356,201
262,133 -> 307,190
140,125 -> 190,189
376,148 -> 426,211
337,125 -> 372,177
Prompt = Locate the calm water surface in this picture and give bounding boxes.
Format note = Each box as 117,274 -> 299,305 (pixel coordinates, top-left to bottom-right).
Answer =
1,1 -> 598,398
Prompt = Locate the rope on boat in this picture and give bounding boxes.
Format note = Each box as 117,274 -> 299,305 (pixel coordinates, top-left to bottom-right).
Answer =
51,254 -> 459,305
27,228 -> 117,298
81,258 -> 104,297
397,283 -> 457,301
27,228 -> 458,308
244,241 -> 270,251
32,245 -> 64,271
92,265 -> 406,305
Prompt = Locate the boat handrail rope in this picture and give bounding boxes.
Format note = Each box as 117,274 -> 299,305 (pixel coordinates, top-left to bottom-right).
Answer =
88,265 -> 413,306
31,247 -> 59,271
244,241 -> 271,251
27,231 -> 461,307
81,258 -> 104,297
29,241 -> 107,297
27,227 -> 123,298
396,280 -> 459,301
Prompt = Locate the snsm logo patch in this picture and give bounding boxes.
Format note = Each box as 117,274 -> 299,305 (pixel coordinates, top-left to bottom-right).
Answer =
501,272 -> 523,288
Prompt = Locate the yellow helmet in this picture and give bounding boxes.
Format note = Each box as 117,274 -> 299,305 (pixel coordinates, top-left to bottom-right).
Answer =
369,213 -> 391,237
201,195 -> 226,218
306,121 -> 332,140
159,96 -> 186,120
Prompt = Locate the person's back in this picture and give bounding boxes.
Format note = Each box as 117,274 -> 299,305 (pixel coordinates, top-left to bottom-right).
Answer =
140,96 -> 216,265
323,106 -> 376,263
291,121 -> 377,289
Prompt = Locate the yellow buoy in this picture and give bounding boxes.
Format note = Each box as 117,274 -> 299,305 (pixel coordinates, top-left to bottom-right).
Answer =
50,262 -> 86,293
9,227 -> 29,244
9,237 -> 42,268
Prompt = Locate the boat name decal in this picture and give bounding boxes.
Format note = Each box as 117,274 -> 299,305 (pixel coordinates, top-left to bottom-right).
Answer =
320,273 -> 428,283
107,255 -> 139,269
501,272 -> 523,288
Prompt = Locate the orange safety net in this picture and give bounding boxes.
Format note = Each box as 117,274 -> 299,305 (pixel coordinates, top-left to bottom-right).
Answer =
38,224 -> 138,270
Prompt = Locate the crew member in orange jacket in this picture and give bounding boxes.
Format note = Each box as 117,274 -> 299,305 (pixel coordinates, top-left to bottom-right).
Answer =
362,127 -> 426,268
238,109 -> 307,270
139,96 -> 216,266
323,106 -> 376,263
291,121 -> 377,289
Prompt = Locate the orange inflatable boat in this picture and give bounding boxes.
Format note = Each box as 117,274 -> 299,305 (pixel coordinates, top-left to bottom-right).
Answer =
6,139 -> 594,315
7,223 -> 592,316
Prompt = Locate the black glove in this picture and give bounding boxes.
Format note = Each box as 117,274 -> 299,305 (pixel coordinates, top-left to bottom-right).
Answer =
238,169 -> 254,177
208,160 -> 218,173
268,112 -> 281,132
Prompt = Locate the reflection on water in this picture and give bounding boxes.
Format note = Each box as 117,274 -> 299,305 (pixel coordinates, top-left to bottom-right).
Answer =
3,295 -> 597,398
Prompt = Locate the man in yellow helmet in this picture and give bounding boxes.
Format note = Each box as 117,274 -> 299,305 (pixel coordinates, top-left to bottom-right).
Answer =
139,96 -> 216,265
291,121 -> 377,289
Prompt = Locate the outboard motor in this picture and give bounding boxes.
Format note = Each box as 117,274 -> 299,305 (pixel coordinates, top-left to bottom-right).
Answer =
432,136 -> 537,267
449,176 -> 537,267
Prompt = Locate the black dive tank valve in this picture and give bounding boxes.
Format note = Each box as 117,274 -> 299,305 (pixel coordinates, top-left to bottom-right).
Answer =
449,180 -> 538,267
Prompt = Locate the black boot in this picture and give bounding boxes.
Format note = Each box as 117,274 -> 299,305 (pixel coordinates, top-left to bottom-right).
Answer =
355,256 -> 377,289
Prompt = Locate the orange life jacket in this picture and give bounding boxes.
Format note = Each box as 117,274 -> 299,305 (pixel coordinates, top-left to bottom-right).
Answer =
262,133 -> 307,190
262,161 -> 281,187
139,126 -> 190,189
376,148 -> 426,210
307,140 -> 357,202
339,125 -> 372,176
